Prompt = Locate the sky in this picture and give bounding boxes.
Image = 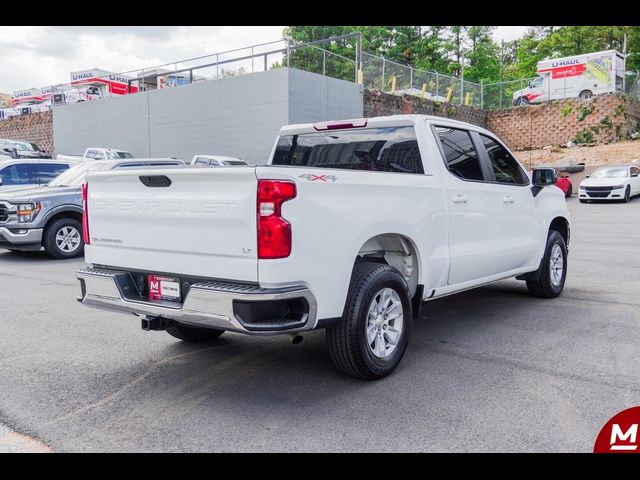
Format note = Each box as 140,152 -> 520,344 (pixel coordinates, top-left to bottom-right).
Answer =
0,26 -> 528,94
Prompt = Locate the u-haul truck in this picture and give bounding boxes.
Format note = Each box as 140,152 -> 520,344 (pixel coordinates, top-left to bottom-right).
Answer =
54,68 -> 138,104
512,50 -> 625,105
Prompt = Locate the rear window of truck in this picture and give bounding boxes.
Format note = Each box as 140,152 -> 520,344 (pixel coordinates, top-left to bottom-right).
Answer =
272,126 -> 424,174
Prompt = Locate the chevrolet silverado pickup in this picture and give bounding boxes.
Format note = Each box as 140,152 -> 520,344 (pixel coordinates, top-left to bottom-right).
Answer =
76,115 -> 570,380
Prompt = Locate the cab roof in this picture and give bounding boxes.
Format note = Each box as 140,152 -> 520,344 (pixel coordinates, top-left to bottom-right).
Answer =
279,114 -> 494,137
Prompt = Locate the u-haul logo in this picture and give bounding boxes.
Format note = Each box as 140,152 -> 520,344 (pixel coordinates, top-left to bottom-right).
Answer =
72,72 -> 95,80
551,59 -> 580,67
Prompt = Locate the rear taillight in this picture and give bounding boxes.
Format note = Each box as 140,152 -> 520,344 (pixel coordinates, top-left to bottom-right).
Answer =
257,180 -> 296,259
81,182 -> 90,245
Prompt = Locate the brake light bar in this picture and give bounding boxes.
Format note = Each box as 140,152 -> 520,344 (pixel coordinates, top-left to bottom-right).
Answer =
313,120 -> 368,131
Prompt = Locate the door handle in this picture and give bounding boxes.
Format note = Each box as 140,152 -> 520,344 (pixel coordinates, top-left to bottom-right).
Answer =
452,194 -> 468,204
503,195 -> 515,204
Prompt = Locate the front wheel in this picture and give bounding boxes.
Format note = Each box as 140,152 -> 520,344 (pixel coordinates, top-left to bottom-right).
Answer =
166,323 -> 225,342
326,262 -> 412,380
624,185 -> 631,202
579,90 -> 593,100
514,96 -> 530,106
43,218 -> 84,259
526,230 -> 567,298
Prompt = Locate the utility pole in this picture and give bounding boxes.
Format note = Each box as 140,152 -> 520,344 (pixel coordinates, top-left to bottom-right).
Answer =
623,32 -> 627,54
460,52 -> 465,105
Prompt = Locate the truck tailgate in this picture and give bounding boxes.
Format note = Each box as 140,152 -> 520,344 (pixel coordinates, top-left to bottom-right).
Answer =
85,167 -> 258,282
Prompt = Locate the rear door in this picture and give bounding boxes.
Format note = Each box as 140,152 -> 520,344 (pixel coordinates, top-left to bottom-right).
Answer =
476,133 -> 543,272
433,126 -> 505,285
36,162 -> 71,185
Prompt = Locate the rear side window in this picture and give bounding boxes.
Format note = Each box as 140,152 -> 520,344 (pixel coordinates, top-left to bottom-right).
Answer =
0,163 -> 35,185
194,157 -> 210,166
479,135 -> 528,185
36,163 -> 70,184
85,150 -> 98,159
434,127 -> 484,181
272,126 -> 424,174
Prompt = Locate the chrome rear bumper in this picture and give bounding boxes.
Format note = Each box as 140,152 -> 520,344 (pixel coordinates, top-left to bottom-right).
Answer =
76,267 -> 317,335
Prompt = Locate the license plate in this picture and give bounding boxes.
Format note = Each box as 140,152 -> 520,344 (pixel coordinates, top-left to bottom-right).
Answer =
148,275 -> 181,302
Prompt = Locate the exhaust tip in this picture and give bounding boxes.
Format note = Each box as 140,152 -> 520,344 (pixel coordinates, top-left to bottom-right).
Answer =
288,333 -> 303,345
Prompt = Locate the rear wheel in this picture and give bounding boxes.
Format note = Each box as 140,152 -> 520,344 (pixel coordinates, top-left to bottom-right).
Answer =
579,90 -> 593,100
166,323 -> 225,342
326,262 -> 412,380
43,218 -> 84,259
624,185 -> 631,202
526,230 -> 567,298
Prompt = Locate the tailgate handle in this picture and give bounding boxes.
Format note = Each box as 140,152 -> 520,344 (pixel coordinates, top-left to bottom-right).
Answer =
139,175 -> 172,188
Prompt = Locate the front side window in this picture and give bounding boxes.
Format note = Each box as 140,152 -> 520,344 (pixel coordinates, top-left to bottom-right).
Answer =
272,126 -> 424,174
0,163 -> 35,185
631,167 -> 639,177
434,127 -> 484,181
480,135 -> 528,185
530,77 -> 543,88
37,163 -> 70,184
85,150 -> 97,159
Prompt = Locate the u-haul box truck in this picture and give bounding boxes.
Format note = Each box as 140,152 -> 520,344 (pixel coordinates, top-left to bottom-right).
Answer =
513,50 -> 625,105
58,68 -> 139,103
11,88 -> 44,106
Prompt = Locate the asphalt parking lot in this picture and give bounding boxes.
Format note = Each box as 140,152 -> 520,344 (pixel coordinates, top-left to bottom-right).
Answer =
0,197 -> 639,452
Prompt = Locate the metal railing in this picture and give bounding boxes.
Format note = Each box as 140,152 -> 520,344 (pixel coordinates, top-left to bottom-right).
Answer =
1,34 -> 361,119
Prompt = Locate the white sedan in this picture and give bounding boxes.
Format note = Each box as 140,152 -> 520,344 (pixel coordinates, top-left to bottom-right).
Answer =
579,165 -> 640,202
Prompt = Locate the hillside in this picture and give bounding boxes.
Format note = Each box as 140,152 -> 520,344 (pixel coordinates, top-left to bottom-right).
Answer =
513,139 -> 640,168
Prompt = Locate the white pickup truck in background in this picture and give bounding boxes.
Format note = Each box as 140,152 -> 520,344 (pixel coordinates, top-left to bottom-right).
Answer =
57,147 -> 134,163
76,115 -> 570,380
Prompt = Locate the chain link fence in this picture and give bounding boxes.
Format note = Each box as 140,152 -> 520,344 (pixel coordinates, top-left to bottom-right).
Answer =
361,52 -> 483,108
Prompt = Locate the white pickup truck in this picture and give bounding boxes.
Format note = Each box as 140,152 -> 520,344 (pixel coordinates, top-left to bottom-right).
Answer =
76,115 -> 570,380
57,148 -> 134,163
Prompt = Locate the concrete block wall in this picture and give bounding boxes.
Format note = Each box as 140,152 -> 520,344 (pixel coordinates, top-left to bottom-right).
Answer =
0,112 -> 53,155
486,94 -> 640,151
364,90 -> 487,127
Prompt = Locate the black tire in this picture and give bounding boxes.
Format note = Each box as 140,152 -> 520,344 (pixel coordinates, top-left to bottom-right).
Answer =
566,184 -> 573,197
624,185 -> 631,202
166,323 -> 225,342
326,262 -> 412,380
526,230 -> 567,298
43,217 -> 84,259
514,96 -> 529,106
579,90 -> 593,100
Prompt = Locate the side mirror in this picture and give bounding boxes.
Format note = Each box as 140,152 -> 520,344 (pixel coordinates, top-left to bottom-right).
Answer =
532,168 -> 557,186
